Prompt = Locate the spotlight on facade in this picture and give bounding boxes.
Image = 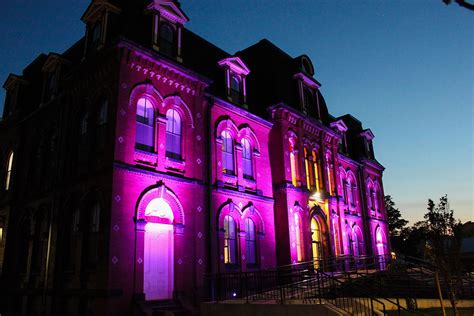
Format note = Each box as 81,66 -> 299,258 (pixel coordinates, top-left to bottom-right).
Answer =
309,191 -> 324,203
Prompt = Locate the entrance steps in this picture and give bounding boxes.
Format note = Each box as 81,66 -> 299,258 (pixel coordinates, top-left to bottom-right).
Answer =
135,299 -> 191,316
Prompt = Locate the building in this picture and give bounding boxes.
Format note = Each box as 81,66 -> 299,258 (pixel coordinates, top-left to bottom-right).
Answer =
0,0 -> 390,315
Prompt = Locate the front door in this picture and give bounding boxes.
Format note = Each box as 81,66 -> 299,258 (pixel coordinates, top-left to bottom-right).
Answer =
144,222 -> 174,300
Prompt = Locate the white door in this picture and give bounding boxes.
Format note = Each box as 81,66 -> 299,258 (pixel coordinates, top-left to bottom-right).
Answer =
144,223 -> 174,300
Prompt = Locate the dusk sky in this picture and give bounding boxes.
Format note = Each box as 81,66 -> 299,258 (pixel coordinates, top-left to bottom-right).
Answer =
0,0 -> 472,224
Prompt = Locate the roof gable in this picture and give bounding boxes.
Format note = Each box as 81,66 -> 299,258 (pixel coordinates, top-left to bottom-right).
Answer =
147,0 -> 189,24
218,57 -> 250,76
330,119 -> 349,133
42,53 -> 69,72
81,0 -> 122,23
360,129 -> 375,140
3,74 -> 28,90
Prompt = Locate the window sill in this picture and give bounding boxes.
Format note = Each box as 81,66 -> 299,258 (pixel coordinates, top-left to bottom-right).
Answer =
165,156 -> 185,173
223,173 -> 238,187
134,149 -> 157,166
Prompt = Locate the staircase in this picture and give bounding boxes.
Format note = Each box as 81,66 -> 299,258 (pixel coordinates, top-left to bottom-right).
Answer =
135,299 -> 191,316
206,255 -> 464,315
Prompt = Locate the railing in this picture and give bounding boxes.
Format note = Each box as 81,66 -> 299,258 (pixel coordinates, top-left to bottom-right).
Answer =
207,257 -> 390,315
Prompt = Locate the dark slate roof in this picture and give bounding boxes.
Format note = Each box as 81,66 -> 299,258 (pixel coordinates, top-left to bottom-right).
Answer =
236,39 -> 330,123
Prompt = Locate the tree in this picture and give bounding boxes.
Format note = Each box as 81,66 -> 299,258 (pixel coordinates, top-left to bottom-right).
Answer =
422,195 -> 463,315
385,195 -> 409,235
384,195 -> 409,252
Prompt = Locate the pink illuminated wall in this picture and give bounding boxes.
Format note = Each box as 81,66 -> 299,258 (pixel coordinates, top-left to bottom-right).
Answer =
101,42 -> 389,314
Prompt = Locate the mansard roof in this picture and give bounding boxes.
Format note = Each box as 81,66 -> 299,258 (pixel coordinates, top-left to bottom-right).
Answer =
235,39 -> 330,123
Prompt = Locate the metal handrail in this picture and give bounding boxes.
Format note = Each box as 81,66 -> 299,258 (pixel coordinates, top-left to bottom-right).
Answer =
206,259 -> 393,315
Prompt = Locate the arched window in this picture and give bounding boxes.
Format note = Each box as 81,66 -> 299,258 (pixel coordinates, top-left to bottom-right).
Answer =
375,227 -> 385,255
312,151 -> 322,191
304,147 -> 314,190
295,213 -> 304,262
5,152 -> 14,190
289,139 -> 298,187
241,138 -> 253,179
367,183 -> 373,212
311,218 -> 323,267
340,173 -> 347,204
136,97 -> 155,151
332,216 -> 341,256
230,75 -> 241,104
224,215 -> 237,264
375,226 -> 386,269
166,109 -> 182,159
245,218 -> 257,265
347,177 -> 354,206
373,184 -> 380,213
160,23 -> 175,57
326,154 -> 334,195
346,225 -> 354,256
221,131 -> 234,175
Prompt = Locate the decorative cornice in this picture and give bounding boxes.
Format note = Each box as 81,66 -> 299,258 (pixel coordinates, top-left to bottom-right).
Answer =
293,72 -> 321,89
147,0 -> 190,25
359,129 -> 375,141
218,57 -> 250,76
81,1 -> 122,23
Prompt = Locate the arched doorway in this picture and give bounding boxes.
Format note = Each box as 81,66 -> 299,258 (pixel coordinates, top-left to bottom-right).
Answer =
311,217 -> 323,268
143,198 -> 174,300
375,226 -> 386,270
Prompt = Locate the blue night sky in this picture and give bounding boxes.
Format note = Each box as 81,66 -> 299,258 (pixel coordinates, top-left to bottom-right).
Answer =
0,0 -> 472,223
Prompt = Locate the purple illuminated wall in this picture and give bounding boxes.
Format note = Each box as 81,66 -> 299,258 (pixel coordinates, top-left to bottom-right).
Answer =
102,43 -> 389,313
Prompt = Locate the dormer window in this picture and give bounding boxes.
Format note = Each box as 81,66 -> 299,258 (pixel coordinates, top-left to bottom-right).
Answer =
41,53 -> 69,102
359,129 -> 375,159
3,74 -> 28,117
81,1 -> 121,54
230,76 -> 242,104
303,87 -> 317,118
91,22 -> 102,45
148,1 -> 189,62
218,57 -> 250,106
160,23 -> 175,57
330,119 -> 349,154
338,134 -> 348,154
44,71 -> 57,100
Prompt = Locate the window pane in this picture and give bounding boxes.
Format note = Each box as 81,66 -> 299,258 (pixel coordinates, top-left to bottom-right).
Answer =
5,152 -> 14,190
246,218 -> 256,264
136,123 -> 154,149
137,98 -> 154,125
166,110 -> 182,158
160,23 -> 175,56
224,216 -> 237,264
222,131 -> 234,174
